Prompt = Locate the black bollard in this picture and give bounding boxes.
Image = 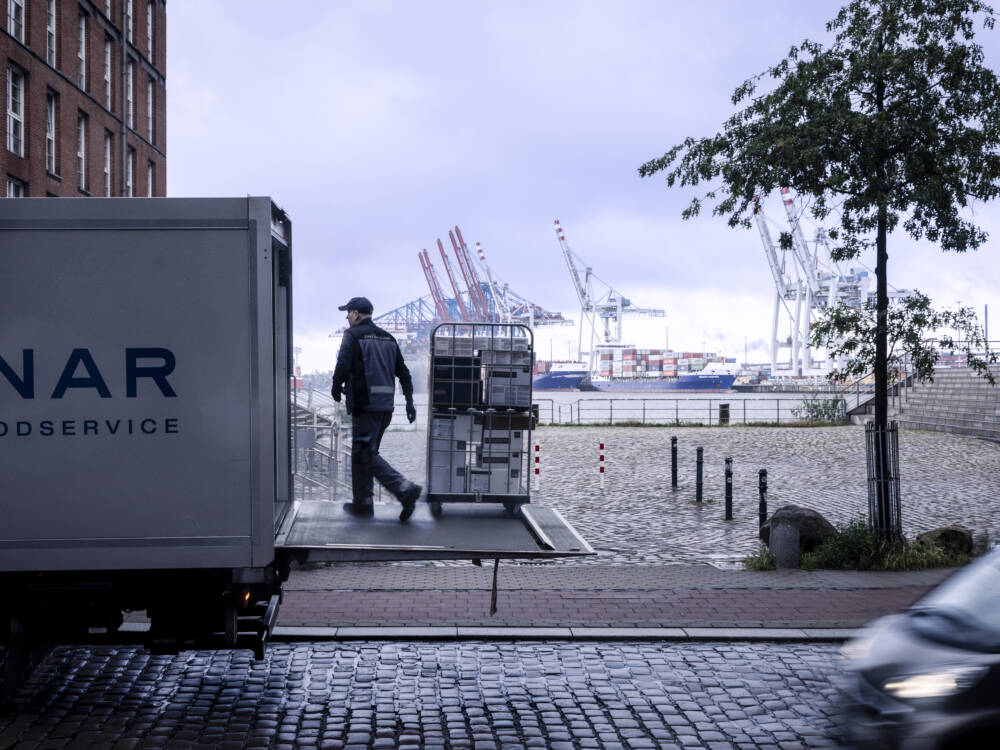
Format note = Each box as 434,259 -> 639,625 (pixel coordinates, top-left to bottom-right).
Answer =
695,447 -> 703,503
725,457 -> 733,520
671,436 -> 678,490
758,469 -> 768,527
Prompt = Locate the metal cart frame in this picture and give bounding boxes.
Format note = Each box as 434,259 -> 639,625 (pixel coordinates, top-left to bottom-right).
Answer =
426,322 -> 534,516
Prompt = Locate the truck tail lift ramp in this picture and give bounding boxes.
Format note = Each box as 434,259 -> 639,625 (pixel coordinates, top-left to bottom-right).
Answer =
276,501 -> 592,564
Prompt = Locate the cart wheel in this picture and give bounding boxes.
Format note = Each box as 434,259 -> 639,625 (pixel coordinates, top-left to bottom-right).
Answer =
430,501 -> 443,518
503,502 -> 518,516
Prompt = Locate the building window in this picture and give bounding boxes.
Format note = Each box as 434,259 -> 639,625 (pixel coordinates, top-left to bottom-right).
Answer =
46,0 -> 58,66
146,1 -> 153,59
146,160 -> 153,197
104,39 -> 112,108
77,114 -> 88,191
146,79 -> 153,141
126,60 -> 134,128
6,177 -> 26,197
6,65 -> 24,157
103,131 -> 112,196
126,0 -> 133,42
8,0 -> 24,44
78,15 -> 88,90
126,146 -> 134,196
46,93 -> 57,174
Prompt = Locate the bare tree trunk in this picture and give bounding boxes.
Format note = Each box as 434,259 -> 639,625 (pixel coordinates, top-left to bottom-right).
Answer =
874,201 -> 893,539
872,48 -> 896,541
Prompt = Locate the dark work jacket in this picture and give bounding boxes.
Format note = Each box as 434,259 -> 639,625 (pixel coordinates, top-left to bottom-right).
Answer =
331,319 -> 413,414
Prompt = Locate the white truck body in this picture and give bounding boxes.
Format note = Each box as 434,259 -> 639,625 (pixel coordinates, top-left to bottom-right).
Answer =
0,197 -> 292,572
0,198 -> 591,691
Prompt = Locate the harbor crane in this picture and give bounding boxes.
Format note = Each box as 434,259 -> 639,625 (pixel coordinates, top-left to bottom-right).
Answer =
554,219 -> 665,372
450,228 -> 491,320
753,195 -> 802,377
437,238 -> 471,321
754,189 -> 911,377
475,240 -> 510,323
331,225 -> 568,343
427,226 -> 567,327
419,248 -> 452,322
780,187 -> 820,372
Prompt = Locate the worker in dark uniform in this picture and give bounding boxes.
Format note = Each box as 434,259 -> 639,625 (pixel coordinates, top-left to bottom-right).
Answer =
331,296 -> 422,522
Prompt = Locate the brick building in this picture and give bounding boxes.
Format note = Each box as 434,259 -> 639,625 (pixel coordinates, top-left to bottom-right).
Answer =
1,0 -> 165,198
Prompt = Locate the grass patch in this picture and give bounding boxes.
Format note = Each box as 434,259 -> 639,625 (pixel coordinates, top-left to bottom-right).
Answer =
801,518 -> 970,571
742,544 -> 776,571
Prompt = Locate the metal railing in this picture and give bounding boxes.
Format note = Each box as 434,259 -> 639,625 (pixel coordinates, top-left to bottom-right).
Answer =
532,397 -> 848,426
292,389 -> 353,501
290,387 -> 428,503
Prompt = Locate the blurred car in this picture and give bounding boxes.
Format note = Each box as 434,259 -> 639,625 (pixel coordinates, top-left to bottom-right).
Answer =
838,549 -> 1000,749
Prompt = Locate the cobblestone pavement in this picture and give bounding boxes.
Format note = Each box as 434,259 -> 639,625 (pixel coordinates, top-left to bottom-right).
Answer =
1,642 -> 848,749
374,425 -> 1000,566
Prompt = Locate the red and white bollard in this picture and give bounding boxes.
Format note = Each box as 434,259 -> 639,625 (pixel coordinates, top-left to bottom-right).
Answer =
599,442 -> 605,490
534,443 -> 541,490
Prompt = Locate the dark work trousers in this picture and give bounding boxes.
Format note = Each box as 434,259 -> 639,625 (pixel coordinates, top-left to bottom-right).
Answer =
351,409 -> 411,505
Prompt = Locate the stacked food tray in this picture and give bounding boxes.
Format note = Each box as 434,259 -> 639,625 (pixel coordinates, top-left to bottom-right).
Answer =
426,323 -> 534,516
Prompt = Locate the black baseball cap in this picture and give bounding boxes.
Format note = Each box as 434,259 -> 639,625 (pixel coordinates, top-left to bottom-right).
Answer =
338,296 -> 373,314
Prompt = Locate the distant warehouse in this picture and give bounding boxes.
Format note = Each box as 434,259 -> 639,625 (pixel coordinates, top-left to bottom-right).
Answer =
1,0 -> 165,198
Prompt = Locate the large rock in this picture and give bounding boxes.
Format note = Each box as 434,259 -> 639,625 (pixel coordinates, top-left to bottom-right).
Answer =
759,505 -> 836,553
916,526 -> 973,556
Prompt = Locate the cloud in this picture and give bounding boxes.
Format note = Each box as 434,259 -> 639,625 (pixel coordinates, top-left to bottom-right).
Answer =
167,2 -> 1000,373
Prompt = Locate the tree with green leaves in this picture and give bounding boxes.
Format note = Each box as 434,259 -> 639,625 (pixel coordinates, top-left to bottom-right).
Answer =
640,0 -> 1000,539
811,292 -> 995,385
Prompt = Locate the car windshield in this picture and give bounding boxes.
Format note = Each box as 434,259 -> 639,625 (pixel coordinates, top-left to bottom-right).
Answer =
909,551 -> 1000,651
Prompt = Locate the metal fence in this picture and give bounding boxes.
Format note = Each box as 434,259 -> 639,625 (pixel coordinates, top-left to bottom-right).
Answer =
533,396 -> 848,426
291,389 -> 353,501
290,388 -> 426,503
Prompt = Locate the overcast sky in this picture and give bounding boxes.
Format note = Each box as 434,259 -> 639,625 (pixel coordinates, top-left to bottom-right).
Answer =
167,1 -> 1000,372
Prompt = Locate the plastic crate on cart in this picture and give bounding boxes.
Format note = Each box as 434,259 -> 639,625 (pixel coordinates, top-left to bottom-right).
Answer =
432,380 -> 482,409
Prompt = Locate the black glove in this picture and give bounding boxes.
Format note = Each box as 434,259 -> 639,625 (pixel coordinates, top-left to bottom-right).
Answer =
331,386 -> 341,403
405,399 -> 417,423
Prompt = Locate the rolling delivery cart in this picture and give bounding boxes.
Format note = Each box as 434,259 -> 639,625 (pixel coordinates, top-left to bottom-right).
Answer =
426,322 -> 534,517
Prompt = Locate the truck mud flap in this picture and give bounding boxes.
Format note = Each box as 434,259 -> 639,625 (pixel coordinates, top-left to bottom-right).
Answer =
275,500 -> 593,564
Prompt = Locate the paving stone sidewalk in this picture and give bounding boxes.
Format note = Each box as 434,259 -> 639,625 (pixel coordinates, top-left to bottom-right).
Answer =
373,425 -> 1000,566
277,563 -> 957,629
282,424 -> 987,631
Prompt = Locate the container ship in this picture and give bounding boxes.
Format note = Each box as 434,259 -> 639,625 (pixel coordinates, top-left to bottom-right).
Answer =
532,360 -> 590,390
586,362 -> 737,392
533,345 -> 737,392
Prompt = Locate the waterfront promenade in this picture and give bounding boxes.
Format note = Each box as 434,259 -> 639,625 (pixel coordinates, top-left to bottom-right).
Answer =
374,424 -> 1000,566
279,423 -> 997,633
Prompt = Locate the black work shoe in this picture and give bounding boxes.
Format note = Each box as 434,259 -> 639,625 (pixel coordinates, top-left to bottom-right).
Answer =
342,502 -> 375,517
398,485 -> 422,523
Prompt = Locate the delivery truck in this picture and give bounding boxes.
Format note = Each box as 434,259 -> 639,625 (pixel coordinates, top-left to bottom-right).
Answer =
0,197 -> 591,695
